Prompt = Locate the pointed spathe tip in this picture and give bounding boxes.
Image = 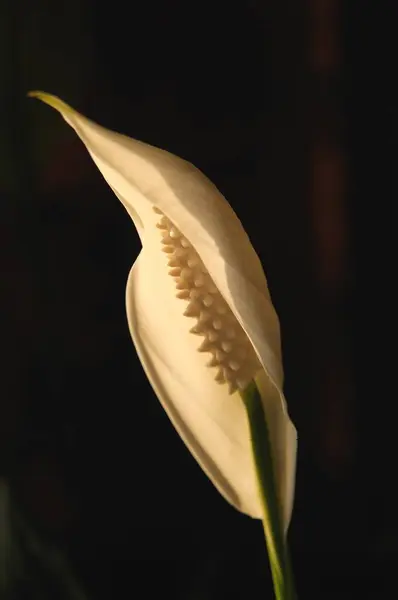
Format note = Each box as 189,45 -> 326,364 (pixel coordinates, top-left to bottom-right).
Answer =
27,91 -> 72,116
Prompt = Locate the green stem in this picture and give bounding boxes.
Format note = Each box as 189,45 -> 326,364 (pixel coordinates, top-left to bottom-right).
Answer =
240,381 -> 297,600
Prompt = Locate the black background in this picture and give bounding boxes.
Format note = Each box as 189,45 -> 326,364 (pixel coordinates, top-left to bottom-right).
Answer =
1,0 -> 395,598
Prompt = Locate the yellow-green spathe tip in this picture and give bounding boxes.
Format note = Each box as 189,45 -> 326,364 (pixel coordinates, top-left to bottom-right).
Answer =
27,91 -> 72,115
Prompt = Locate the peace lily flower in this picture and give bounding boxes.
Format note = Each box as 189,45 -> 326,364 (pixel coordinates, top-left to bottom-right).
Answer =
28,93 -> 297,539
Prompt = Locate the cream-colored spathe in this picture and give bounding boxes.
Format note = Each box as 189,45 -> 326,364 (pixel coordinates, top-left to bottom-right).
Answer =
29,92 -> 297,532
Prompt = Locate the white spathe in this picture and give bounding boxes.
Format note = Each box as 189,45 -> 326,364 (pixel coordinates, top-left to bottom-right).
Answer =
29,92 -> 297,532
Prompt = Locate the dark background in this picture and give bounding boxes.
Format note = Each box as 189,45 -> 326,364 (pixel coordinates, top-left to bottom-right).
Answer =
1,0 -> 395,598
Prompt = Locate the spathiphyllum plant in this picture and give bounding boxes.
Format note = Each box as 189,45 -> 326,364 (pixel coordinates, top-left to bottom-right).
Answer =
29,92 -> 298,600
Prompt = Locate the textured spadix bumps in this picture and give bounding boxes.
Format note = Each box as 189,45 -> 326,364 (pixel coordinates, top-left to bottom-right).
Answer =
156,208 -> 261,394
29,92 -> 297,532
